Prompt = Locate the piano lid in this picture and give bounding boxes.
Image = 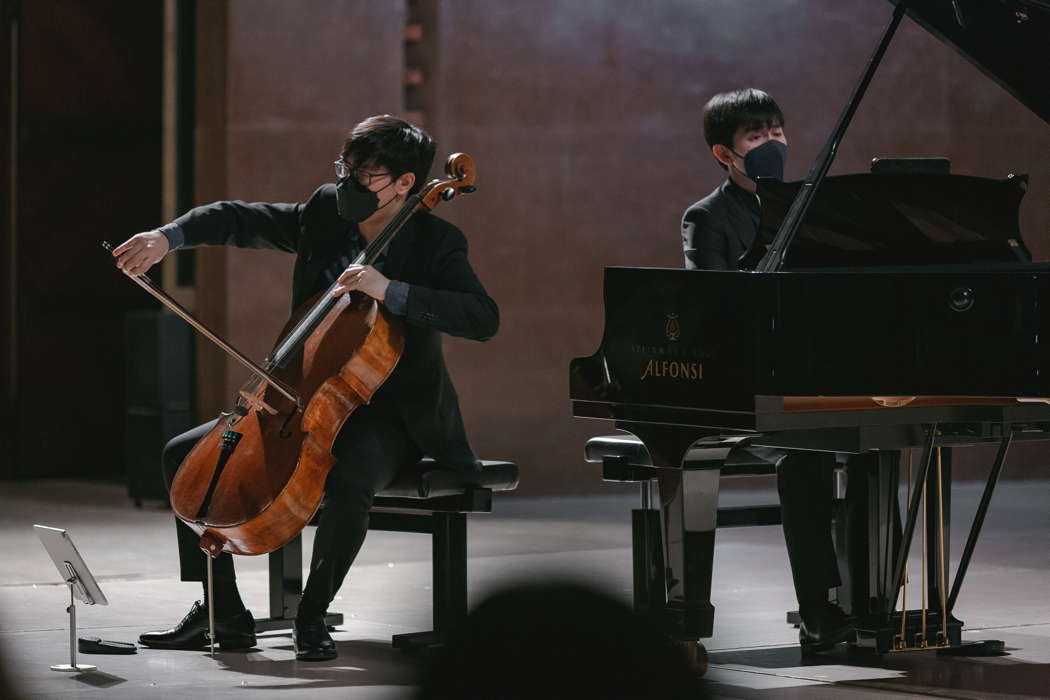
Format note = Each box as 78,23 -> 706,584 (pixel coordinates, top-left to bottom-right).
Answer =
891,0 -> 1050,124
754,172 -> 1030,269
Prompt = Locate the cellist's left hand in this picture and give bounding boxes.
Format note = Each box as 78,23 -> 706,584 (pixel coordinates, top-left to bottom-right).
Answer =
332,264 -> 390,301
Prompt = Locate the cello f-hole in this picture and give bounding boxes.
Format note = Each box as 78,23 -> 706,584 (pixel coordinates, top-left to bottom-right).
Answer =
279,409 -> 298,439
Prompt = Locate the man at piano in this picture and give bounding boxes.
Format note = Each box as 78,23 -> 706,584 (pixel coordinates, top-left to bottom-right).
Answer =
679,88 -> 853,652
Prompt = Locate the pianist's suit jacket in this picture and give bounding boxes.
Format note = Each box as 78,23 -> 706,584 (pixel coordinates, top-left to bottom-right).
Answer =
161,184 -> 499,471
679,178 -> 785,469
680,178 -> 761,270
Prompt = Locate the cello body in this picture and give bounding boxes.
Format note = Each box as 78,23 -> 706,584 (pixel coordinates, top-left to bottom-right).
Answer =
169,294 -> 404,556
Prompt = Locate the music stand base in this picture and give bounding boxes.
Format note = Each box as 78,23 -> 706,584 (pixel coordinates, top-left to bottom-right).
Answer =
50,664 -> 97,673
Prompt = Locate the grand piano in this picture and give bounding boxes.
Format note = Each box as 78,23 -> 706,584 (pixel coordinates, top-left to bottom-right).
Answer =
570,0 -> 1049,657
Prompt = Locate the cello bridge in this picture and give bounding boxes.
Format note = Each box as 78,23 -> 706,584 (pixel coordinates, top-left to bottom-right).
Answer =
239,390 -> 278,415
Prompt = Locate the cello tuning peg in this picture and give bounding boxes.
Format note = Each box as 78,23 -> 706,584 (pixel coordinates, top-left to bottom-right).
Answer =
461,186 -> 476,194
440,187 -> 455,201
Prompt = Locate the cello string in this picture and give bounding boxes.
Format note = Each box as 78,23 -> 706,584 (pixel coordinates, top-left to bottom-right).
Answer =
269,194 -> 424,367
270,160 -> 471,367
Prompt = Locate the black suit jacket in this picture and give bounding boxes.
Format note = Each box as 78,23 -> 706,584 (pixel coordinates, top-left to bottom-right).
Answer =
680,179 -> 761,270
168,184 -> 499,471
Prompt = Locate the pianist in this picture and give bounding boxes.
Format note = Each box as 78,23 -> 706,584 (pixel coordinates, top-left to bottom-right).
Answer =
679,88 -> 853,653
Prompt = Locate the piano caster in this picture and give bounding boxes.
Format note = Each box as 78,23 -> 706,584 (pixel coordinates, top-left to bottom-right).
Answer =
681,640 -> 708,677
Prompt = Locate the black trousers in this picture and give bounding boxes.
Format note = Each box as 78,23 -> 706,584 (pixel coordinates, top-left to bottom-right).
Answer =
161,410 -> 423,617
777,451 -> 841,609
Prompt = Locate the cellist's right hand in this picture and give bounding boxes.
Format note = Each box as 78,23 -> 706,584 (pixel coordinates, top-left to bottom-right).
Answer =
112,231 -> 170,277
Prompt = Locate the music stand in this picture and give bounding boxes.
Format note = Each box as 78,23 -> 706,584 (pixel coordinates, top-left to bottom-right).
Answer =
34,525 -> 108,672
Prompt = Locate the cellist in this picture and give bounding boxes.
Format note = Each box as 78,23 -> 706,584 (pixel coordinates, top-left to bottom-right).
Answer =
112,115 -> 499,661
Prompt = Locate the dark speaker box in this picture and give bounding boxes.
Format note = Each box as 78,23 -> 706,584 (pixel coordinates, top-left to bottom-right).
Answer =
124,310 -> 195,503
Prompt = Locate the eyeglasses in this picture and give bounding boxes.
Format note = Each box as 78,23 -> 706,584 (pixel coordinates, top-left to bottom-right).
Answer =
333,159 -> 391,187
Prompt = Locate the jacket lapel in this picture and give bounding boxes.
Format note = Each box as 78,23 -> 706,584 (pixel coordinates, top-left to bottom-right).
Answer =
723,181 -> 761,251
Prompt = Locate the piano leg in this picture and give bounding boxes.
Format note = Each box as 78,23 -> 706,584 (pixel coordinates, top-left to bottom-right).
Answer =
840,450 -> 905,651
623,428 -> 755,676
632,479 -> 666,615
830,455 -> 855,615
840,450 -> 903,619
660,466 -> 721,639
849,444 -> 963,652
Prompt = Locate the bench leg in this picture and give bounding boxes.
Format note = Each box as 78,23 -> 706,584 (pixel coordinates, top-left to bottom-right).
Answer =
254,533 -> 343,632
393,512 -> 467,651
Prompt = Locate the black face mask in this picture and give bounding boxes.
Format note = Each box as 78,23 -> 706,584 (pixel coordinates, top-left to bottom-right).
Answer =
336,176 -> 395,223
731,139 -> 787,180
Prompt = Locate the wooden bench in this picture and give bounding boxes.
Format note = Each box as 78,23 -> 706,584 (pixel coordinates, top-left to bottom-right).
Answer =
255,458 -> 519,650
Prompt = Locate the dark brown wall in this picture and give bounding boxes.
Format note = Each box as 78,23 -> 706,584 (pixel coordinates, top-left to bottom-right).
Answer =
190,1 -> 1049,494
6,0 -> 162,478
1,0 -> 14,478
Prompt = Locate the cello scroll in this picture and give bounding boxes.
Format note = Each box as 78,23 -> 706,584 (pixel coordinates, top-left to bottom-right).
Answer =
419,153 -> 477,210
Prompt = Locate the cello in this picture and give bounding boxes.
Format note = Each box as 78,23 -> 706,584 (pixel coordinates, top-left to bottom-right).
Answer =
106,154 -> 476,641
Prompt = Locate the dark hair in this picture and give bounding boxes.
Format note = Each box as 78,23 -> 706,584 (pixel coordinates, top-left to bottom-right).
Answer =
702,88 -> 784,169
341,115 -> 436,194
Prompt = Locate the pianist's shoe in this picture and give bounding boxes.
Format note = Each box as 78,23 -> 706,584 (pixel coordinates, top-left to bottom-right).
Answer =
293,614 -> 338,661
799,601 -> 854,654
139,600 -> 256,650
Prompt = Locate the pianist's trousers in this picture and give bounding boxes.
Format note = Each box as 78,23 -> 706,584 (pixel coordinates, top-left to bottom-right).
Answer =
777,451 -> 841,610
161,411 -> 422,618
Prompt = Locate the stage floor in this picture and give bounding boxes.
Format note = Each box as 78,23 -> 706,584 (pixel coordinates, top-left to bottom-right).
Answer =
0,479 -> 1047,699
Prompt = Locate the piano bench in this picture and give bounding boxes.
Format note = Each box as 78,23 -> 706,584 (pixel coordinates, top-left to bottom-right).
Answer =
254,458 -> 520,652
585,434 -> 781,527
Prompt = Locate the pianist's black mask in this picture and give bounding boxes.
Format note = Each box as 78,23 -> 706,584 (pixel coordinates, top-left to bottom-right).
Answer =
734,140 -> 787,181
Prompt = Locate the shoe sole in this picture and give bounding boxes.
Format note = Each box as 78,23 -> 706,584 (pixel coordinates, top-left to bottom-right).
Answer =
293,634 -> 337,661
295,649 -> 338,661
139,634 -> 257,651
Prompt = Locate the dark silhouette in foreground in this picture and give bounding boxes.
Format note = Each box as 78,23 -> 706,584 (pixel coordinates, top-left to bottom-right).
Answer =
417,581 -> 706,699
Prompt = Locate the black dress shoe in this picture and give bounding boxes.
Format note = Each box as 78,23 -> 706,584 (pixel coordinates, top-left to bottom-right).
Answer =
139,600 -> 256,650
799,602 -> 855,653
293,615 -> 337,661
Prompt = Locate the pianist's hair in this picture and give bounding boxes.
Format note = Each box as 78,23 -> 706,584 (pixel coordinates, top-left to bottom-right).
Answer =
341,115 -> 436,195
703,88 -> 785,170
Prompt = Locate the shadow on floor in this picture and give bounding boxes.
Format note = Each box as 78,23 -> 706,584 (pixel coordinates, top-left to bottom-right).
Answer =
70,670 -> 127,688
214,639 -> 423,692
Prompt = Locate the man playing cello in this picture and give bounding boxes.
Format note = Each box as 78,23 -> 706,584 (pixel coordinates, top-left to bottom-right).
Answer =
112,115 -> 498,661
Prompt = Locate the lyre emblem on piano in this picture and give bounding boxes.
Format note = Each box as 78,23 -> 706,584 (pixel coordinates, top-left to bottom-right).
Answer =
665,313 -> 681,342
